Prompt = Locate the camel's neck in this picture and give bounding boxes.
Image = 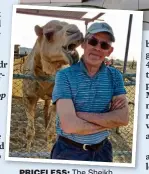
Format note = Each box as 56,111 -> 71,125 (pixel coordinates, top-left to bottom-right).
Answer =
27,40 -> 69,77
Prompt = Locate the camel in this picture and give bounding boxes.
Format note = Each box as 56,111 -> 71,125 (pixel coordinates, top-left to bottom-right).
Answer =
22,20 -> 83,152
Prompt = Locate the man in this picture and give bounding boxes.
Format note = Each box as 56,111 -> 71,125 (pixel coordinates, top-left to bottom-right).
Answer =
50,22 -> 129,162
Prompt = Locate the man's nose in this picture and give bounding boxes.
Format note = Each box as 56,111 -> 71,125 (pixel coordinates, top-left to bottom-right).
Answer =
94,43 -> 102,51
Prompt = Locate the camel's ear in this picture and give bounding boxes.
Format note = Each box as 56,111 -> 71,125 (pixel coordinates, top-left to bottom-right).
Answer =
35,25 -> 43,36
43,28 -> 55,42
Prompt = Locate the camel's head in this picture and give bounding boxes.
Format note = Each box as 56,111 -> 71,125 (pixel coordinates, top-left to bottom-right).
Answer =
35,20 -> 83,74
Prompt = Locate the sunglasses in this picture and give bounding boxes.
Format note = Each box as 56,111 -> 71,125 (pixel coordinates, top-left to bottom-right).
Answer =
87,36 -> 112,50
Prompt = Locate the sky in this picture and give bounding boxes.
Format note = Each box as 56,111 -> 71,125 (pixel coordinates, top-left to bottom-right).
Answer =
12,7 -> 143,61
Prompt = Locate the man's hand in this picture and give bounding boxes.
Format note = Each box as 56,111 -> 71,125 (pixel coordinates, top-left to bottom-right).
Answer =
110,96 -> 128,111
77,94 -> 129,128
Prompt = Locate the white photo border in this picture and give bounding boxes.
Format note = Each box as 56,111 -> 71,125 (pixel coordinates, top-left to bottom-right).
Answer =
5,4 -> 143,167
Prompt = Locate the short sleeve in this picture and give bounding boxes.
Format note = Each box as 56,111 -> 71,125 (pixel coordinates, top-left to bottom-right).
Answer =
113,69 -> 126,96
52,70 -> 72,104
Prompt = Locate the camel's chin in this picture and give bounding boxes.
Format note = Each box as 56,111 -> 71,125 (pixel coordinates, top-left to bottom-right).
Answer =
41,58 -> 68,76
62,47 -> 79,65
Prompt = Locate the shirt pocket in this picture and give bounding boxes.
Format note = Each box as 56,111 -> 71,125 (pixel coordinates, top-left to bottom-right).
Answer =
72,89 -> 91,110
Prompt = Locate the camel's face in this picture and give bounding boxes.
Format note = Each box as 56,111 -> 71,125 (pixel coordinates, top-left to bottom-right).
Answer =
35,20 -> 83,74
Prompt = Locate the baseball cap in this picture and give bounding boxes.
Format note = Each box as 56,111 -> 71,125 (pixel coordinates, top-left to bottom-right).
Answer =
86,22 -> 115,42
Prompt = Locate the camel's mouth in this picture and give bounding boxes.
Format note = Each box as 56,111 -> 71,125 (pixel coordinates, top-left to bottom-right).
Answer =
62,43 -> 79,65
67,43 -> 77,51
62,43 -> 77,52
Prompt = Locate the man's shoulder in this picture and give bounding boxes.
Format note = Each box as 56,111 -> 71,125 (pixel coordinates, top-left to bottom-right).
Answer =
106,66 -> 121,73
104,66 -> 124,85
105,66 -> 122,77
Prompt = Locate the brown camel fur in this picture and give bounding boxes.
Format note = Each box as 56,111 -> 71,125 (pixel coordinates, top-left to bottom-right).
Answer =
22,20 -> 83,152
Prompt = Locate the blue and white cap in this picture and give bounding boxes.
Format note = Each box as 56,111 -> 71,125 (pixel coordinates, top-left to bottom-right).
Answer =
86,22 -> 115,42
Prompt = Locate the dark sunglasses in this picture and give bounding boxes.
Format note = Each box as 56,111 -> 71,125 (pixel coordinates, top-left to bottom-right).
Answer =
87,36 -> 111,50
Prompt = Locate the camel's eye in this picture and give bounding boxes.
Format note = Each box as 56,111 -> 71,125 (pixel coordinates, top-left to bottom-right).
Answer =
45,32 -> 54,41
56,25 -> 63,31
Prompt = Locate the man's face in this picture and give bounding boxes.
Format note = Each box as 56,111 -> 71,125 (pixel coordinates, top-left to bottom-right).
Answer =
82,32 -> 114,67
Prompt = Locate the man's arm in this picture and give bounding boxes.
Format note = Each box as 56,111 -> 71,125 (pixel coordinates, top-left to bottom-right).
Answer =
77,94 -> 129,128
56,99 -> 109,135
53,71 -> 108,135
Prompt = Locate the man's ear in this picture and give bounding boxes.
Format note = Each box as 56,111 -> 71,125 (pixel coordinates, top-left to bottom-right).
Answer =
107,46 -> 114,56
